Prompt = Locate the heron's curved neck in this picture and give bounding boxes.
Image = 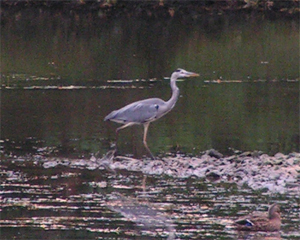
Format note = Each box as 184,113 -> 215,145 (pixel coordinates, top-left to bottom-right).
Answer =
166,76 -> 180,109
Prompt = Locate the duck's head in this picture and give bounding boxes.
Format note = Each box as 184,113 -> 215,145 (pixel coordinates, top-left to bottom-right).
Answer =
269,203 -> 281,219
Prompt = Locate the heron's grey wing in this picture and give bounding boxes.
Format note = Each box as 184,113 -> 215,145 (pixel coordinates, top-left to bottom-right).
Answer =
105,98 -> 165,124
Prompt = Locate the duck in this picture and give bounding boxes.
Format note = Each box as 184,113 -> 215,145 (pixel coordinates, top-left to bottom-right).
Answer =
235,203 -> 281,231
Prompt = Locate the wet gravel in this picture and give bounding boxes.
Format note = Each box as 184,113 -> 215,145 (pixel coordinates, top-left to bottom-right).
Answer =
1,150 -> 300,239
40,150 -> 300,194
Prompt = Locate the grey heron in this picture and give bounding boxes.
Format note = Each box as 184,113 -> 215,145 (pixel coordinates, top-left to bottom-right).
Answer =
104,68 -> 199,159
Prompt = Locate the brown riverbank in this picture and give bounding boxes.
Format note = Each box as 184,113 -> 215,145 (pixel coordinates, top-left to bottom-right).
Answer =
1,0 -> 299,20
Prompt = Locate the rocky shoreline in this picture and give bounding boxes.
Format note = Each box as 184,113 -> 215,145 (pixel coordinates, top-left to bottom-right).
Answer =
40,150 -> 300,194
1,0 -> 299,23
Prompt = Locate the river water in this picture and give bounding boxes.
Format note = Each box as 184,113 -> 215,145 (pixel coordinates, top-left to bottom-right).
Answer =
1,8 -> 299,239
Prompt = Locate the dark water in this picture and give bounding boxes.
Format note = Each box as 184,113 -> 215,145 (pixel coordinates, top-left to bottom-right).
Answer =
1,81 -> 299,158
1,10 -> 299,157
1,156 -> 300,240
1,8 -> 300,240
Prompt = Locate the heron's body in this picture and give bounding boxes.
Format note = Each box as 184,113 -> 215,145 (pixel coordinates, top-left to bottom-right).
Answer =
104,69 -> 199,159
235,203 -> 281,231
104,98 -> 177,124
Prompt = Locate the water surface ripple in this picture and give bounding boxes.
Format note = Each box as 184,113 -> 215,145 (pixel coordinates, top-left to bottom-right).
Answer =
1,153 -> 299,239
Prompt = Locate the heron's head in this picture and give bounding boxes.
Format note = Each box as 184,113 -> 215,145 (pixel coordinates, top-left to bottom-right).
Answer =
171,68 -> 199,79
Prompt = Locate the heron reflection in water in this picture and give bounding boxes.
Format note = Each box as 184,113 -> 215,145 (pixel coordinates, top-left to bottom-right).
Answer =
107,193 -> 176,239
104,69 -> 199,159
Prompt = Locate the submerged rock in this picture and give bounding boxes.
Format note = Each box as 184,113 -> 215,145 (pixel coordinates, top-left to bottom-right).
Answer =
207,149 -> 223,159
43,159 -> 61,168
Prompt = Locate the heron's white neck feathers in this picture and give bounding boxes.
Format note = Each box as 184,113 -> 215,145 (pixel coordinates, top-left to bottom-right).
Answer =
166,75 -> 180,110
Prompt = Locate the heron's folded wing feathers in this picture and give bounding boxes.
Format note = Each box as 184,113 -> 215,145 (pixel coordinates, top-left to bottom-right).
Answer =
105,100 -> 162,124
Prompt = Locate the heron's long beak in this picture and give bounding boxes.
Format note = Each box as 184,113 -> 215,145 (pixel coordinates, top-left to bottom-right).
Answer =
186,72 -> 199,77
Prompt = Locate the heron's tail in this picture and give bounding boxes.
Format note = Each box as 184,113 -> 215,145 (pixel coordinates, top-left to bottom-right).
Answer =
104,110 -> 117,121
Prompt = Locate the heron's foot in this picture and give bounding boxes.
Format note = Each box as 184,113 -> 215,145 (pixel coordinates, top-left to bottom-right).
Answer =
146,150 -> 155,160
143,141 -> 155,160
150,154 -> 155,160
104,149 -> 116,160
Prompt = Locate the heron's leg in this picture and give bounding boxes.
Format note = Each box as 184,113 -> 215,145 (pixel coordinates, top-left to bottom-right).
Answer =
143,122 -> 155,160
115,123 -> 134,150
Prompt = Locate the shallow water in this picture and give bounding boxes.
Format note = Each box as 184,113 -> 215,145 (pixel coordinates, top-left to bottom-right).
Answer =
1,8 -> 300,239
1,80 -> 299,158
1,155 -> 300,240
